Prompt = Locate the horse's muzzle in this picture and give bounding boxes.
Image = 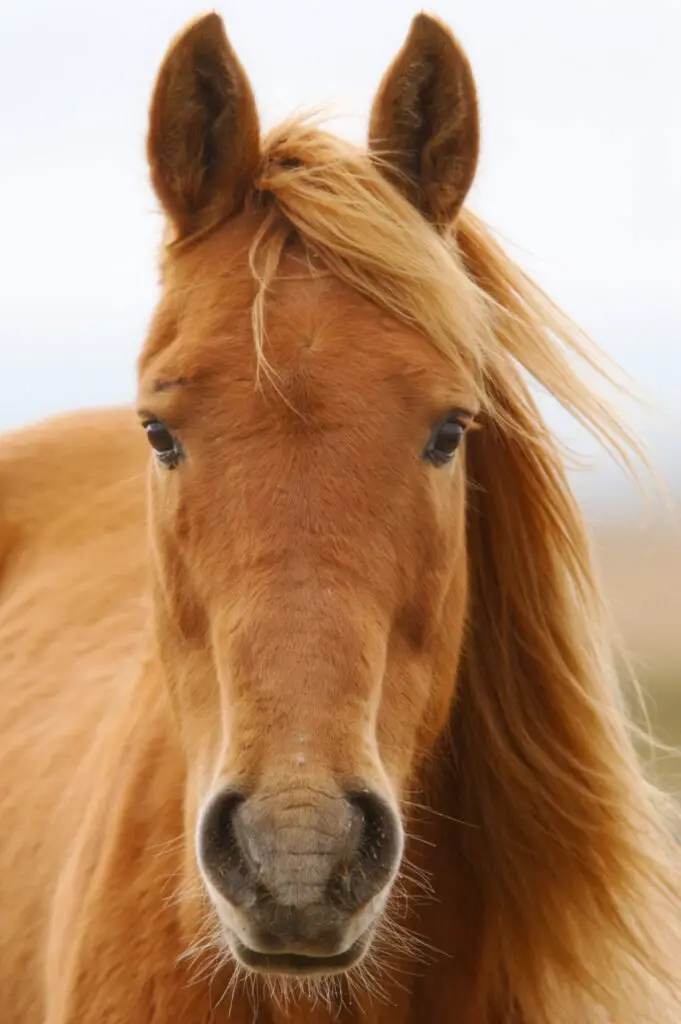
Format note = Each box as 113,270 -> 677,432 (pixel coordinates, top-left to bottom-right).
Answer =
197,782 -> 402,972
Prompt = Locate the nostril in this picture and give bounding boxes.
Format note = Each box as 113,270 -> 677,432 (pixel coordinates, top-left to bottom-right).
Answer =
353,790 -> 397,866
329,789 -> 402,912
199,789 -> 257,907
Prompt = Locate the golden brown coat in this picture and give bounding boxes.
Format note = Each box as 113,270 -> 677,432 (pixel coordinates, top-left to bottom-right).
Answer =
1,13 -> 679,1024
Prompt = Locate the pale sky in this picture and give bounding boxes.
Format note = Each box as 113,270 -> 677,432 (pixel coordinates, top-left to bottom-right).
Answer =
1,0 -> 679,510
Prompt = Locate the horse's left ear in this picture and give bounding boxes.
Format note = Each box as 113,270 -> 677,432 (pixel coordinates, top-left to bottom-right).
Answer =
369,14 -> 479,230
147,14 -> 260,241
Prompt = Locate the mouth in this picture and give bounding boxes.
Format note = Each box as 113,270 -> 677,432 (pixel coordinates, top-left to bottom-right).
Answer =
231,934 -> 370,976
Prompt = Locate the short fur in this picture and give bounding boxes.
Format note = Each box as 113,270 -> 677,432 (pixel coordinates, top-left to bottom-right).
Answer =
0,12 -> 679,1024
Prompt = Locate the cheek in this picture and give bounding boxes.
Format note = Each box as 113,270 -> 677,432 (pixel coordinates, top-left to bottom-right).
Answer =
394,465 -> 468,643
153,593 -> 220,741
149,514 -> 225,759
377,560 -> 468,787
421,484 -> 469,734
377,480 -> 469,785
150,466 -> 241,616
150,507 -> 208,639
424,556 -> 468,732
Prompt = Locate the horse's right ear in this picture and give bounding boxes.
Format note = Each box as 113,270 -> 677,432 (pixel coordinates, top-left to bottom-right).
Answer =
147,14 -> 260,241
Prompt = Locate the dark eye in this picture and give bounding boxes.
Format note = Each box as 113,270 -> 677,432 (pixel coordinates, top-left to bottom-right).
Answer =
142,419 -> 183,469
423,414 -> 468,467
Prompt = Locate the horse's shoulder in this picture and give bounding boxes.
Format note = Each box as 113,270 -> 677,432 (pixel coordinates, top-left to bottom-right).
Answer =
0,406 -> 146,571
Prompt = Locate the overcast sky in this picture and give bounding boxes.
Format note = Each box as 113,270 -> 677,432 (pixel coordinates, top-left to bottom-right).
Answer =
1,0 -> 679,510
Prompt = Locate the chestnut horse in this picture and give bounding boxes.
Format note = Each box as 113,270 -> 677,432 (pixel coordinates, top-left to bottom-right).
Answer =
0,12 -> 679,1024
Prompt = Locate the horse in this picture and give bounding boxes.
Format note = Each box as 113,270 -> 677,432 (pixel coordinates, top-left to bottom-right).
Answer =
0,12 -> 679,1024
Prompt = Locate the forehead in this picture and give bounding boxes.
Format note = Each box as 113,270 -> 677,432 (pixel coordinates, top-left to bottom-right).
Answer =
139,217 -> 473,421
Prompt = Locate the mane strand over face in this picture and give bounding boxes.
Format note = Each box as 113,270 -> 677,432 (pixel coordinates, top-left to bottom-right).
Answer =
239,121 -> 681,1022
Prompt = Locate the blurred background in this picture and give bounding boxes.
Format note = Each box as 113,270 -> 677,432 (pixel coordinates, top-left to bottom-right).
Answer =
1,1 -> 679,787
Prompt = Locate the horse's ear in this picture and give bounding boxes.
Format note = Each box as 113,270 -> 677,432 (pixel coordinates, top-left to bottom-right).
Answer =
368,14 -> 479,230
147,14 -> 260,240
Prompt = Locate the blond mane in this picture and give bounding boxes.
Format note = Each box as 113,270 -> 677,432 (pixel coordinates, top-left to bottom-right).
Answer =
232,118 -> 681,1021
245,120 -> 638,460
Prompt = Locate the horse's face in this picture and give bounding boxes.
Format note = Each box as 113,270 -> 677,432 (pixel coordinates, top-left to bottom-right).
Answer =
141,13 -> 480,976
140,226 -> 474,968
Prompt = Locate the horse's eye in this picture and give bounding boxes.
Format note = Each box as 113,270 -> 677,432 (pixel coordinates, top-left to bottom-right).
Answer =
142,419 -> 183,468
144,420 -> 175,453
424,415 -> 468,467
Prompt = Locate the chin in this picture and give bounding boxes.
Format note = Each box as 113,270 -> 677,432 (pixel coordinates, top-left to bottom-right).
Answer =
225,927 -> 374,978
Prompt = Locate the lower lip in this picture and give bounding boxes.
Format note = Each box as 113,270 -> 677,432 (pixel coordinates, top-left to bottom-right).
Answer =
232,936 -> 369,976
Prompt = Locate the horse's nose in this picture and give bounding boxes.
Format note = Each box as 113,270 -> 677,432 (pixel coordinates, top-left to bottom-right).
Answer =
198,784 -> 401,955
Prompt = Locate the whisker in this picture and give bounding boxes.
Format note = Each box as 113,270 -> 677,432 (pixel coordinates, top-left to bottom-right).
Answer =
402,798 -> 478,829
